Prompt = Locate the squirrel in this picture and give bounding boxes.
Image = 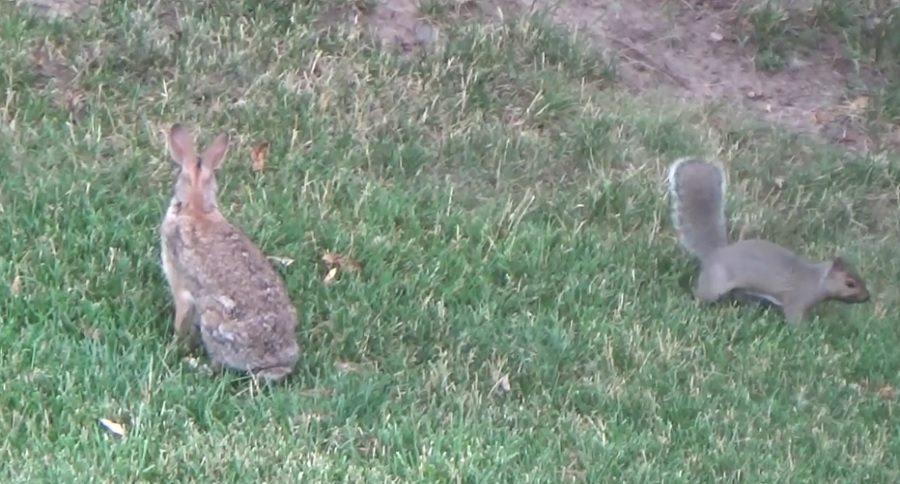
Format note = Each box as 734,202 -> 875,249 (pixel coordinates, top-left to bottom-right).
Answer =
666,157 -> 870,325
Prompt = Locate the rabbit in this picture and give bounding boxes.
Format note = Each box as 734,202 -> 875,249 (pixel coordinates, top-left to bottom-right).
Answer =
159,123 -> 300,383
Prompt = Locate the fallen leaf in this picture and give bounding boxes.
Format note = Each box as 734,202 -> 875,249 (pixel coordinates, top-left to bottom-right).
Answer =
335,361 -> 363,373
81,325 -> 101,342
299,387 -> 335,398
182,356 -> 215,376
31,41 -> 75,84
293,412 -> 330,425
847,96 -> 870,113
21,0 -> 99,19
321,252 -> 363,285
181,356 -> 213,375
323,267 -> 339,286
10,275 -> 22,296
98,418 -> 127,438
267,256 -> 295,267
183,356 -> 203,369
356,436 -> 380,457
709,31 -> 724,42
60,88 -> 87,122
879,385 -> 896,401
811,110 -> 832,125
321,252 -> 362,272
31,42 -> 49,67
250,141 -> 269,172
494,374 -> 511,394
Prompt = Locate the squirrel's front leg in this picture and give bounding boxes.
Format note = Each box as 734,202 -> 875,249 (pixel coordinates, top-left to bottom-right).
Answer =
783,303 -> 807,327
694,264 -> 731,303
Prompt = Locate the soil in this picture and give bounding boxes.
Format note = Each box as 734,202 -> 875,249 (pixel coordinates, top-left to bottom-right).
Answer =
358,0 -> 896,153
17,0 -> 100,19
17,0 -> 896,152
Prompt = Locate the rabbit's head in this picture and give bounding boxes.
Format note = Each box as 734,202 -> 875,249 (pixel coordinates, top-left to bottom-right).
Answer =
167,124 -> 230,214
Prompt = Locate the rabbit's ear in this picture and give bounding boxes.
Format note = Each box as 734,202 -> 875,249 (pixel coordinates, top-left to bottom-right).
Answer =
168,124 -> 196,167
201,133 -> 229,171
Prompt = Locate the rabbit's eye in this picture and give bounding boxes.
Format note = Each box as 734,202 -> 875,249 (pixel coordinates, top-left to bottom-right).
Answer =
846,279 -> 857,289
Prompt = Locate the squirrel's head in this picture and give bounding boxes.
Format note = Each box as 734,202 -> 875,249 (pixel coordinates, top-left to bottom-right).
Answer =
822,257 -> 870,303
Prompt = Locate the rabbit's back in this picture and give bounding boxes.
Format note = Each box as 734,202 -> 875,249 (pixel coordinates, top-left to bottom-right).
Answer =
166,212 -> 300,376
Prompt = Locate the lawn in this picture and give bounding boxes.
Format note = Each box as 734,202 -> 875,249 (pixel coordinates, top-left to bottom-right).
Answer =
1,1 -> 899,482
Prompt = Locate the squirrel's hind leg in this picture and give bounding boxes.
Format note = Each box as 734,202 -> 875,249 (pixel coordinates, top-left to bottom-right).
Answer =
694,263 -> 732,303
782,303 -> 807,327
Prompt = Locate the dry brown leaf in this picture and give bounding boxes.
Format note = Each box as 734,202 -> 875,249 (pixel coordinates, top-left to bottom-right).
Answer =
10,275 -> 22,296
31,42 -> 49,66
847,96 -> 870,113
811,110 -> 832,125
31,41 -> 74,84
323,267 -> 338,286
335,361 -> 363,373
891,126 -> 900,143
60,88 -> 87,121
494,374 -> 511,394
293,412 -> 331,425
321,252 -> 362,285
182,356 -> 215,376
879,385 -> 896,401
81,325 -> 101,342
98,418 -> 127,438
322,252 -> 362,272
22,0 -> 100,19
356,436 -> 380,457
299,387 -> 335,398
267,256 -> 295,267
250,142 -> 269,172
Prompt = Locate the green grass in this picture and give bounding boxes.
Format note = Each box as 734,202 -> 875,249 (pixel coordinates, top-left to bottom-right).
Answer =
2,0 -> 900,481
737,0 -> 900,122
738,0 -> 900,70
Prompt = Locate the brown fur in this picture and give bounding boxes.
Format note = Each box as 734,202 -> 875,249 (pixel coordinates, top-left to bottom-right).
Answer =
160,124 -> 300,382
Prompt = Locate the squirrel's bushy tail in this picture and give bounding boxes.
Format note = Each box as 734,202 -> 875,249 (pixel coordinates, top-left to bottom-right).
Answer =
667,157 -> 728,260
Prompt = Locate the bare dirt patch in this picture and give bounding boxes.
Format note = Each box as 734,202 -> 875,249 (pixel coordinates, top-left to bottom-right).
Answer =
17,0 -> 100,19
321,0 -> 440,53
17,0 -> 896,152
510,0 -> 891,151
355,0 -> 896,153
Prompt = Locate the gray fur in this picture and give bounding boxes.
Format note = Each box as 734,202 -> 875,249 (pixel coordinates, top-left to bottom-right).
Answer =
666,157 -> 869,325
667,157 -> 729,260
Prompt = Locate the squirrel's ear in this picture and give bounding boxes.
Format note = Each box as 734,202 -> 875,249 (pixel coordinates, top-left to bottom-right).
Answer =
830,257 -> 847,271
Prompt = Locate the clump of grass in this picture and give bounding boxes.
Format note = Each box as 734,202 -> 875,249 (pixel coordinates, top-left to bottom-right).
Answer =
0,0 -> 898,482
811,0 -> 900,130
742,1 -> 793,70
739,0 -> 900,73
736,0 -> 900,132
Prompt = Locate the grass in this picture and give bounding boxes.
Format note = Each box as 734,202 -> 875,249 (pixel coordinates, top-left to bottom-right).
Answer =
738,0 -> 900,70
737,0 -> 900,122
1,0 -> 900,481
